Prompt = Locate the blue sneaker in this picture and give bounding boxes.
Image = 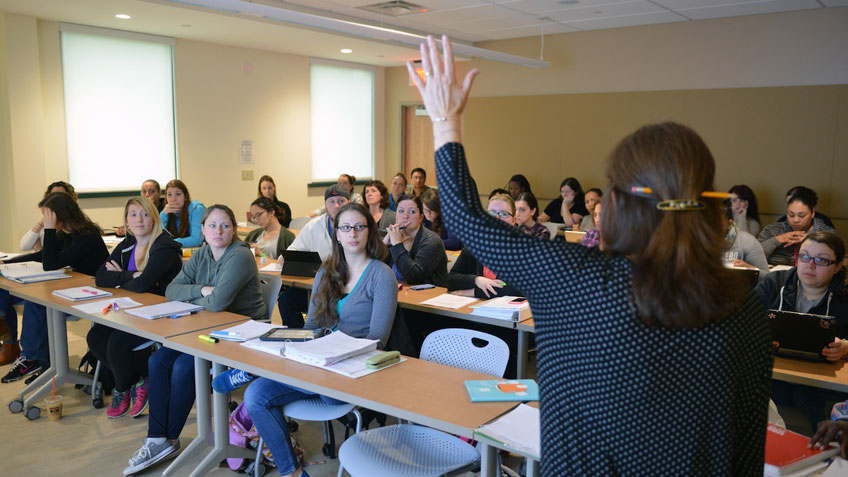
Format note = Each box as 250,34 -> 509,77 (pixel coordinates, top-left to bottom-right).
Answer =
212,368 -> 255,393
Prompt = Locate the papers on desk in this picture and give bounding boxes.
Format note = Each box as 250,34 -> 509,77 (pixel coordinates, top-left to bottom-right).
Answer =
470,296 -> 531,322
770,265 -> 794,273
284,331 -> 378,366
52,286 -> 112,301
212,321 -> 277,341
0,261 -> 70,283
476,404 -> 540,458
259,262 -> 282,272
241,337 -> 288,356
420,294 -> 479,309
125,301 -> 203,320
72,297 -> 143,314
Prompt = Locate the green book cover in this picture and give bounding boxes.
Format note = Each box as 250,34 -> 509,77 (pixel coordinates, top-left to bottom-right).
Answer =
464,379 -> 539,402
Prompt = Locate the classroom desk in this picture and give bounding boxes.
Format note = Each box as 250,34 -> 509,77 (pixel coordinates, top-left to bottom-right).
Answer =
772,356 -> 848,393
474,400 -> 540,477
164,323 -> 517,477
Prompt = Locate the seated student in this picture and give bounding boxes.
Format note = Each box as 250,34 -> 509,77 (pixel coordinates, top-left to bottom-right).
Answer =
728,184 -> 761,237
755,232 -> 848,428
514,191 -> 550,240
383,194 -> 447,286
123,204 -> 266,476
810,401 -> 848,458
309,174 -> 363,217
758,188 -> 835,266
581,201 -> 603,248
141,179 -> 165,212
19,181 -> 77,252
258,175 -> 292,228
220,204 -> 398,477
421,189 -> 462,251
160,179 -> 206,248
246,197 -> 295,260
277,184 -> 350,328
408,167 -> 430,199
362,179 -> 396,232
1,192 -> 108,383
537,177 -> 589,228
777,186 -> 835,229
507,174 -> 532,200
723,202 -> 769,280
579,188 -> 602,232
87,197 -> 182,418
388,172 -> 407,212
448,193 -> 524,299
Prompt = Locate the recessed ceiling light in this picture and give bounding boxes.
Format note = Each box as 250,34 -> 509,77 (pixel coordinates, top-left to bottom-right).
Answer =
340,49 -> 353,54
181,24 -> 192,27
115,14 -> 131,19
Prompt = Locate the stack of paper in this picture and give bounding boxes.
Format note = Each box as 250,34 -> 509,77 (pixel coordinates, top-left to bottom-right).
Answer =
0,261 -> 70,284
241,338 -> 288,357
211,321 -> 277,341
420,294 -> 479,309
52,286 -> 112,301
470,296 -> 531,321
284,331 -> 378,367
125,301 -> 203,320
476,404 -> 540,458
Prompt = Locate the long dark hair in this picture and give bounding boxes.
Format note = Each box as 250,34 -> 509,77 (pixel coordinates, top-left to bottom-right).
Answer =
601,122 -> 746,328
801,232 -> 846,299
515,191 -> 540,220
507,174 -> 532,195
728,184 -> 760,222
250,196 -> 282,225
311,203 -> 387,328
45,181 -> 77,202
38,192 -> 101,236
420,189 -> 443,236
164,179 -> 192,238
560,177 -> 585,209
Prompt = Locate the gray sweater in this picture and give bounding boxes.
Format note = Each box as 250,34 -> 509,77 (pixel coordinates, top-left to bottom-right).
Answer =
306,260 -> 398,349
757,217 -> 835,266
166,240 -> 267,321
725,227 -> 769,280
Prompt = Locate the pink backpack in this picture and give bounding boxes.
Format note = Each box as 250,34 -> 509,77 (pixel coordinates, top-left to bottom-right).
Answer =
226,402 -> 275,471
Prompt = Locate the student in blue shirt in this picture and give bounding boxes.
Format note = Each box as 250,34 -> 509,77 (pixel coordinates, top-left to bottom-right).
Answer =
159,179 -> 206,248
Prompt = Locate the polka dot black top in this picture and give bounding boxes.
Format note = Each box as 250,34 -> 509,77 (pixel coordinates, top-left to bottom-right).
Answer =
435,143 -> 773,476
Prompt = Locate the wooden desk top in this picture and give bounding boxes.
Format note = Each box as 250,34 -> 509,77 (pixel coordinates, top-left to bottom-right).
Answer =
166,325 -> 515,438
772,356 -> 848,393
518,318 -> 535,332
398,286 -> 519,329
0,271 -> 92,292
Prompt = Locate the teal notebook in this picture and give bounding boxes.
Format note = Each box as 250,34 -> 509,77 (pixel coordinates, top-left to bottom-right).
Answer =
464,379 -> 539,402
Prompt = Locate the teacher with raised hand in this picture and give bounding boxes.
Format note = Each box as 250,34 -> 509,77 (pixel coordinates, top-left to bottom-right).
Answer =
407,35 -> 772,475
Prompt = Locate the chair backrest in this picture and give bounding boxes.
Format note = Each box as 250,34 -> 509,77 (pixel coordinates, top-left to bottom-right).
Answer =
420,328 -> 509,377
258,274 -> 283,322
288,216 -> 312,231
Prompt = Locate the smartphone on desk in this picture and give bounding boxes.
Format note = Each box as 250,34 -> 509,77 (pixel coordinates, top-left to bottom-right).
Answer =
409,284 -> 435,291
509,298 -> 528,305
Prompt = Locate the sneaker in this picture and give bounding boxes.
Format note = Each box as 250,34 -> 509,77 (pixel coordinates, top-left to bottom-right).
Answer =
107,389 -> 131,418
123,439 -> 180,476
130,379 -> 149,418
1,357 -> 42,383
212,368 -> 255,393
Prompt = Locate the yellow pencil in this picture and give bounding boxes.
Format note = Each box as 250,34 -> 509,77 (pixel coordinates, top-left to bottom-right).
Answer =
631,187 -> 735,199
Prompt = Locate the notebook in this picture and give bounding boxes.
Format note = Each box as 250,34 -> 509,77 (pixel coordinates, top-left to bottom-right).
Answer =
281,250 -> 322,277
0,261 -> 70,284
465,379 -> 539,402
125,301 -> 203,320
764,423 -> 837,475
768,309 -> 837,362
52,286 -> 112,301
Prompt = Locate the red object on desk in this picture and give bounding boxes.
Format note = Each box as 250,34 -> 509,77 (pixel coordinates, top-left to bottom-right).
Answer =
764,423 -> 837,475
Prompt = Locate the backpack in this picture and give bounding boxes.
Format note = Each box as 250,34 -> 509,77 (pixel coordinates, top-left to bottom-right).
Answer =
226,401 -> 304,471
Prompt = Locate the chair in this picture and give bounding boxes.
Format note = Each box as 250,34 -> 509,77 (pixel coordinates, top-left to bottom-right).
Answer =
90,339 -> 158,409
337,329 -> 509,477
258,275 -> 282,322
288,216 -> 312,231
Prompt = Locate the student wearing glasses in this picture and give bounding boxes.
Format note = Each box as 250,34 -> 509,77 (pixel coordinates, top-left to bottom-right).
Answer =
245,197 -> 295,260
756,232 -> 848,427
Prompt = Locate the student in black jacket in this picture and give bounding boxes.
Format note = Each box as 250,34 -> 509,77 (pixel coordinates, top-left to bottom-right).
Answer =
88,198 -> 182,418
1,192 -> 108,383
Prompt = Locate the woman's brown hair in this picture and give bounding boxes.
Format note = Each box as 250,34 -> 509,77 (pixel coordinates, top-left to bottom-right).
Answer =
257,175 -> 278,201
801,232 -> 847,299
363,180 -> 390,209
420,189 -> 444,236
38,192 -> 101,236
311,203 -> 387,328
601,122 -> 746,328
45,181 -> 77,202
164,179 -> 192,239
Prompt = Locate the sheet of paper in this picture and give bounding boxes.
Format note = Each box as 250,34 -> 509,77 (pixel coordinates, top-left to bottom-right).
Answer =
214,321 -> 278,340
0,252 -> 24,260
420,294 -> 478,309
477,403 -> 540,458
241,338 -> 287,357
260,263 -> 282,272
823,458 -> 848,477
72,297 -> 143,314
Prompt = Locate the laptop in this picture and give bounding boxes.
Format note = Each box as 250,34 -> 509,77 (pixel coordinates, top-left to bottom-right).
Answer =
768,309 -> 837,362
281,250 -> 323,277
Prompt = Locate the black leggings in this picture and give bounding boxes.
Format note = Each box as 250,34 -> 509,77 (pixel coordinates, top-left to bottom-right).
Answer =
86,324 -> 151,392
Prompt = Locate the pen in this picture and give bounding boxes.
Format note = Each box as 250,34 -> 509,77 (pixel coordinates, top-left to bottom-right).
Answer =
630,187 -> 735,199
169,312 -> 191,319
81,288 -> 99,295
113,302 -> 120,312
211,331 -> 244,337
102,304 -> 112,314
379,225 -> 407,233
198,335 -> 219,344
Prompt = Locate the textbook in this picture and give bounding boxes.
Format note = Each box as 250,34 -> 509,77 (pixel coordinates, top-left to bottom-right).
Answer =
475,404 -> 540,458
125,301 -> 203,320
0,261 -> 70,284
470,296 -> 531,322
52,286 -> 112,301
465,379 -> 539,402
283,331 -> 378,367
764,424 -> 838,475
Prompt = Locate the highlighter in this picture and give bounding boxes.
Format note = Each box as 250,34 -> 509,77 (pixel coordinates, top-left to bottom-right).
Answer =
198,334 -> 219,344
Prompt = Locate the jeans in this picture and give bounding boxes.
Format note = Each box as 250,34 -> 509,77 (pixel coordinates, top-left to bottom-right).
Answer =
244,378 -> 345,475
147,347 -> 195,439
0,290 -> 19,343
277,287 -> 307,329
86,324 -> 151,392
19,301 -> 48,364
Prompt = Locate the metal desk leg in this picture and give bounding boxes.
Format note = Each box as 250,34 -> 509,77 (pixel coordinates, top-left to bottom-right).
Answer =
163,356 -> 213,476
526,457 -> 540,477
516,329 -> 528,379
480,443 -> 498,477
188,362 -> 253,477
23,309 -> 90,407
15,310 -> 57,403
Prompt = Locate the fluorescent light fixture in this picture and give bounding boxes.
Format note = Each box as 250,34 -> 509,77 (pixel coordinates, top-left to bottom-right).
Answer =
340,48 -> 353,54
156,0 -> 549,68
115,14 -> 132,19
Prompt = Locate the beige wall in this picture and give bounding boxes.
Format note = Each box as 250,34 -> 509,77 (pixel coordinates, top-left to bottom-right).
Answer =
384,7 -> 848,233
0,14 -> 386,252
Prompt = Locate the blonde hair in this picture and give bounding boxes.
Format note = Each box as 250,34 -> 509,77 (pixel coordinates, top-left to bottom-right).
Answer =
487,193 -> 515,214
123,197 -> 163,271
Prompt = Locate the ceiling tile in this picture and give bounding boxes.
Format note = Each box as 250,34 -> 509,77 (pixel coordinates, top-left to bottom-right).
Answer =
544,1 -> 667,22
500,0 -> 647,15
452,12 -> 548,31
564,10 -> 687,29
402,4 -> 517,25
481,21 -> 580,39
676,0 -> 821,20
651,0 -> 767,9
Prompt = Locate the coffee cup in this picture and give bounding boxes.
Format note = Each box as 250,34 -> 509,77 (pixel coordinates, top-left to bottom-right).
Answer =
45,395 -> 63,421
